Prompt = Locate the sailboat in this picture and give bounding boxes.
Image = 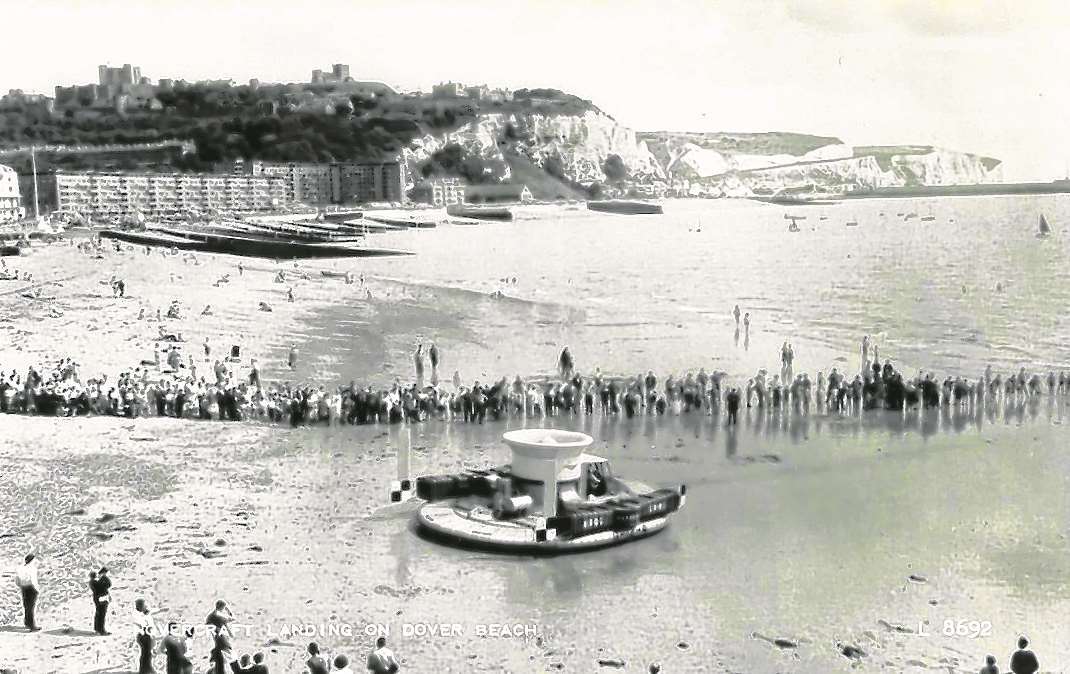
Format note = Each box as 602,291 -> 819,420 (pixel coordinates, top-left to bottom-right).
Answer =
1037,214 -> 1052,238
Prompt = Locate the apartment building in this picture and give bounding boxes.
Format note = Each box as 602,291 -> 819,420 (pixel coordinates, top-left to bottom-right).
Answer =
52,170 -> 291,218
246,160 -> 406,205
0,164 -> 24,223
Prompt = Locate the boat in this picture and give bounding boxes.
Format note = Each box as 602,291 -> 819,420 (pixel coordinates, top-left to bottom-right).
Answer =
392,429 -> 686,554
100,228 -> 411,260
586,200 -> 663,215
446,204 -> 514,221
751,195 -> 841,206
920,215 -> 936,222
318,209 -> 364,224
364,215 -> 437,229
320,270 -> 352,279
1038,214 -> 1052,238
845,220 -> 859,227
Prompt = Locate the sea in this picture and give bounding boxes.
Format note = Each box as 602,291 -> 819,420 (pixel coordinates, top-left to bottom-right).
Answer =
304,195 -> 1070,387
279,195 -> 1070,672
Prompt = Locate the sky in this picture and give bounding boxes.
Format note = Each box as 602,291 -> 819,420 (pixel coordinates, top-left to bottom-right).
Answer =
2,0 -> 1069,180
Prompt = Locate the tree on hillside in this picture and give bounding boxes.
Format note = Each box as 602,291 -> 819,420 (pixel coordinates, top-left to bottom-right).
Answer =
542,154 -> 567,181
603,154 -> 628,182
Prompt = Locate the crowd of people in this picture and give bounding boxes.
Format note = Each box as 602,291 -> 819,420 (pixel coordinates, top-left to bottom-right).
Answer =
12,554 -> 402,673
3,332 -> 1070,429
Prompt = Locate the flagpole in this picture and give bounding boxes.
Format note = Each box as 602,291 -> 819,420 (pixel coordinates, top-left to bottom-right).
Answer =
30,145 -> 40,220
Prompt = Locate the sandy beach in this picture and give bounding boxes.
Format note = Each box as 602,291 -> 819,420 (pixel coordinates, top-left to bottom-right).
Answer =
3,208 -> 1070,673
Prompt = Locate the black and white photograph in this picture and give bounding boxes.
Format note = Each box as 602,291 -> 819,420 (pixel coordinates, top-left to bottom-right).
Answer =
2,1 -> 1070,672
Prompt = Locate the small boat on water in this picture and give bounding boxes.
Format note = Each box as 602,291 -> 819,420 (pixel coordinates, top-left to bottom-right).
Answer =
446,204 -> 514,221
587,200 -> 663,215
364,215 -> 437,229
751,195 -> 841,206
1037,214 -> 1053,238
393,429 -> 686,554
101,228 -> 411,259
920,215 -> 936,222
846,220 -> 859,227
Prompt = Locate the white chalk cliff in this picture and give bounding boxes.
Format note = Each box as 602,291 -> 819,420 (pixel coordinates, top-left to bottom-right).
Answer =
404,110 -> 1001,195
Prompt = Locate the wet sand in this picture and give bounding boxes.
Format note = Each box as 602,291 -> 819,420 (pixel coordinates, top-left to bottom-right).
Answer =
3,230 -> 1070,673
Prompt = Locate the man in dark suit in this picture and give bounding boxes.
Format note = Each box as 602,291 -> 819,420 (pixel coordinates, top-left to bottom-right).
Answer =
89,567 -> 112,634
161,621 -> 192,674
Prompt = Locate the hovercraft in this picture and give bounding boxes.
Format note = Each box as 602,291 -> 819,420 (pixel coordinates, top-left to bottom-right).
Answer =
390,429 -> 686,554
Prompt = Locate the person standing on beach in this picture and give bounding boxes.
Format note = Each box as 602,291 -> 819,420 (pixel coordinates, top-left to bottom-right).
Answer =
1009,636 -> 1039,674
414,344 -> 425,388
305,642 -> 329,674
367,636 -> 400,674
160,621 -> 193,674
133,598 -> 157,674
726,387 -> 740,425
15,553 -> 40,631
429,343 -> 440,385
205,599 -> 235,671
287,287 -> 295,303
733,305 -> 741,326
743,313 -> 750,334
979,654 -> 999,674
288,344 -> 298,370
248,359 -> 261,389
861,335 -> 870,371
559,346 -> 574,382
90,566 -> 112,634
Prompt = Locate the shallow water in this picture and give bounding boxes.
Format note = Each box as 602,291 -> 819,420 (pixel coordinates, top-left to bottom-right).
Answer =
260,197 -> 1070,672
256,402 -> 1070,673
306,195 -> 1070,387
